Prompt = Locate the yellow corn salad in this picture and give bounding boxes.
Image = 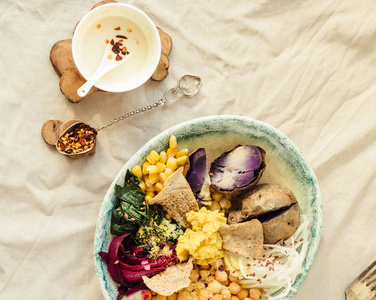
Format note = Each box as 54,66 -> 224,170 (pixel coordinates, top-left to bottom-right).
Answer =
131,135 -> 188,201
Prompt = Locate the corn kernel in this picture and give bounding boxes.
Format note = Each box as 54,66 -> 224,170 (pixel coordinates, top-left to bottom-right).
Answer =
159,151 -> 167,163
149,173 -> 158,184
155,182 -> 163,192
165,168 -> 173,178
177,155 -> 188,165
145,193 -> 154,202
176,149 -> 188,158
166,157 -> 178,171
144,175 -> 153,187
165,213 -> 171,220
159,172 -> 167,184
142,162 -> 150,175
139,181 -> 146,192
156,161 -> 166,173
131,165 -> 142,178
212,191 -> 223,201
167,147 -> 177,158
146,165 -> 159,174
145,185 -> 155,192
169,135 -> 177,149
146,150 -> 160,164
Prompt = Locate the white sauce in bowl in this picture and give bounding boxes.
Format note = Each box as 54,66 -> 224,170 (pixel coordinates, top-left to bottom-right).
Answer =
72,4 -> 161,93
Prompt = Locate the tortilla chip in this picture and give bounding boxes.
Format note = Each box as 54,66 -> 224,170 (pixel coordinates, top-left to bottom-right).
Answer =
142,258 -> 194,296
149,168 -> 199,227
219,219 -> 264,258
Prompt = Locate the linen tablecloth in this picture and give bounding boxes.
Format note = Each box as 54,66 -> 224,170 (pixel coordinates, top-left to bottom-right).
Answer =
1,0 -> 376,299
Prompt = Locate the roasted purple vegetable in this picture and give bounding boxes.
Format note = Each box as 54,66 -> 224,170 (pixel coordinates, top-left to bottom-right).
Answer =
184,148 -> 207,196
209,145 -> 266,195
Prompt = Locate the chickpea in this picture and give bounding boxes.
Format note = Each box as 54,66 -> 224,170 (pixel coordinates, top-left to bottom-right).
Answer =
200,270 -> 210,281
249,288 -> 261,300
212,295 -> 223,300
197,289 -> 212,300
167,294 -> 177,300
215,270 -> 228,282
213,258 -> 224,269
177,290 -> 192,300
200,264 -> 211,270
229,282 -> 242,295
189,269 -> 199,282
220,280 -> 230,286
205,275 -> 216,285
151,291 -> 158,296
207,280 -> 223,294
211,201 -> 222,211
237,289 -> 249,300
231,296 -> 240,300
221,289 -> 232,300
156,295 -> 167,300
228,274 -> 239,282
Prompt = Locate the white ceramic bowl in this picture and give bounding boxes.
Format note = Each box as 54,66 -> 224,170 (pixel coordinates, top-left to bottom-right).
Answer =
72,3 -> 161,93
94,115 -> 323,299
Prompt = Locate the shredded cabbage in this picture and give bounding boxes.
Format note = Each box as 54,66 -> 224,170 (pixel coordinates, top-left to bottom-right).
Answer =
226,215 -> 310,299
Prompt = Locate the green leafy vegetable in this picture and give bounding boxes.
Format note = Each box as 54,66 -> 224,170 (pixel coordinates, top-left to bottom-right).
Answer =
110,170 -> 169,236
111,170 -> 150,236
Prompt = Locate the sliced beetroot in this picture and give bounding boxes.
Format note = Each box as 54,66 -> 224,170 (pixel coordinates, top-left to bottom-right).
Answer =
118,267 -> 166,285
98,233 -> 177,298
184,148 -> 207,196
209,145 -> 266,195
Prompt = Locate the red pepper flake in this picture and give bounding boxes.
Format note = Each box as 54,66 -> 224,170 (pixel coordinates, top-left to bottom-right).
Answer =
116,54 -> 122,61
112,44 -> 120,54
110,39 -> 114,45
263,274 -> 267,278
96,24 -> 101,29
105,39 -> 109,44
108,55 -> 113,59
116,35 -> 128,39
300,238 -> 304,241
114,260 -> 119,265
114,26 -> 121,31
127,28 -> 132,32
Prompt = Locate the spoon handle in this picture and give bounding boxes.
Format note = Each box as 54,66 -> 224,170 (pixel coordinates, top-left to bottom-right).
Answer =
77,69 -> 107,98
96,74 -> 201,131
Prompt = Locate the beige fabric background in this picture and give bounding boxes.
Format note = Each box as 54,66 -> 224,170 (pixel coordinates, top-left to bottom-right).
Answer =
1,0 -> 376,299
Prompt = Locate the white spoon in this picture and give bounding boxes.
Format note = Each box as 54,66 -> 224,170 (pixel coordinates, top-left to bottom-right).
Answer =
77,41 -> 132,97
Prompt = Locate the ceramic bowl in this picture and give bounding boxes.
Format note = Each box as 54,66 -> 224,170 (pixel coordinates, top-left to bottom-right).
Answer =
72,3 -> 161,93
94,115 -> 322,299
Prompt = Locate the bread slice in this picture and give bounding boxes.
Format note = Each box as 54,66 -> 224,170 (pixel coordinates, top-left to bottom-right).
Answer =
219,219 -> 264,258
149,168 -> 199,227
142,258 -> 194,296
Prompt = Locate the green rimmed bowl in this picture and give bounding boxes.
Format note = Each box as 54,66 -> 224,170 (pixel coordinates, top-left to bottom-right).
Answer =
94,115 -> 322,299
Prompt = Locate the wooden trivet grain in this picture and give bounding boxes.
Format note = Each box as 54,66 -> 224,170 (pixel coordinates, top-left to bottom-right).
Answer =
50,0 -> 173,103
